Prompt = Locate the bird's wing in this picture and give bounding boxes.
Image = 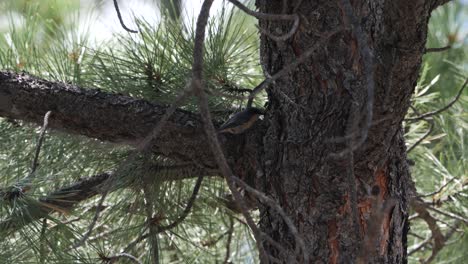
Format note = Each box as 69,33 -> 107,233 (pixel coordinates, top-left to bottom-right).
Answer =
219,118 -> 239,130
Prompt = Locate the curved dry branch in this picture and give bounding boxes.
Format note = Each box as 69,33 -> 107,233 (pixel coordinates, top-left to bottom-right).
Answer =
190,1 -> 268,262
246,29 -> 343,107
233,177 -> 308,263
113,0 -> 138,33
228,0 -> 299,42
228,0 -> 296,21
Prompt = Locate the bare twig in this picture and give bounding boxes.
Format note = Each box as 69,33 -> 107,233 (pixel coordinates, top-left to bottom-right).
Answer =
106,253 -> 142,264
408,220 -> 461,259
1,164 -> 216,233
142,180 -> 160,263
426,206 -> 468,224
406,78 -> 467,121
408,235 -> 432,256
190,1 -> 268,262
70,191 -> 108,250
409,232 -> 426,240
123,228 -> 149,253
228,0 -> 299,41
410,199 -> 445,261
423,220 -> 462,263
417,177 -> 456,198
136,87 -> 192,152
122,173 -> 204,255
247,29 -> 343,107
425,45 -> 451,53
29,111 -> 52,178
228,0 -> 296,21
113,0 -> 138,33
156,174 -> 204,233
40,218 -> 47,263
256,15 -> 300,42
407,118 -> 434,153
223,217 -> 234,264
201,230 -> 231,247
233,177 -> 309,263
410,199 -> 465,263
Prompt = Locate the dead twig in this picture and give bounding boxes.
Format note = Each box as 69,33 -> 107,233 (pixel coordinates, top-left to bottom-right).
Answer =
425,45 -> 451,53
156,174 -> 204,233
70,191 -> 108,250
423,220 -> 462,263
425,206 -> 468,225
233,176 -> 309,263
408,235 -> 432,256
123,228 -> 149,253
113,0 -> 138,33
228,0 -> 299,41
223,217 -> 235,264
104,253 -> 142,264
410,199 -> 445,262
190,1 -> 269,262
406,78 -> 467,121
247,29 -> 343,107
417,177 -> 456,198
142,178 -> 159,263
407,118 -> 434,153
228,0 -> 296,21
29,111 -> 52,178
256,16 -> 300,42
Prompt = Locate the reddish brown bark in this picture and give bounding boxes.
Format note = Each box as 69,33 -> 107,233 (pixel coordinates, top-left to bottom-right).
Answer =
253,0 -> 443,263
0,0 -> 451,262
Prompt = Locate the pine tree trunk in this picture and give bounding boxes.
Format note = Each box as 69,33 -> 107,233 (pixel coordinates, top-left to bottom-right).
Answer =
255,0 -> 439,263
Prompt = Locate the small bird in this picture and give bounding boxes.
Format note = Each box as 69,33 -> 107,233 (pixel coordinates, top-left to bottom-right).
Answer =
218,107 -> 264,134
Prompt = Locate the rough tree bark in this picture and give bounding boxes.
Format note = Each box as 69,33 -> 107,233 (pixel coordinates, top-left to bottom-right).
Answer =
0,0 -> 451,263
254,0 -> 447,263
0,71 -> 257,170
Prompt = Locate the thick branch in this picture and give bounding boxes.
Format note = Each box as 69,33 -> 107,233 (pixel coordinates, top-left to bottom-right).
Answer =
0,71 -> 252,167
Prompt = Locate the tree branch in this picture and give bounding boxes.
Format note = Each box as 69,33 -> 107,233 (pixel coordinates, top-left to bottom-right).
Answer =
0,165 -> 218,233
410,199 -> 445,261
0,70 -> 255,167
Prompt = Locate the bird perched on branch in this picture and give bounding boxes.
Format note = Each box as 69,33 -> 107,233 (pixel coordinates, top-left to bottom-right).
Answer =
218,107 -> 264,134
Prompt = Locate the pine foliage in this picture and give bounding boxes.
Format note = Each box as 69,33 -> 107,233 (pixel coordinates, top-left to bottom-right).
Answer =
0,0 -> 466,263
